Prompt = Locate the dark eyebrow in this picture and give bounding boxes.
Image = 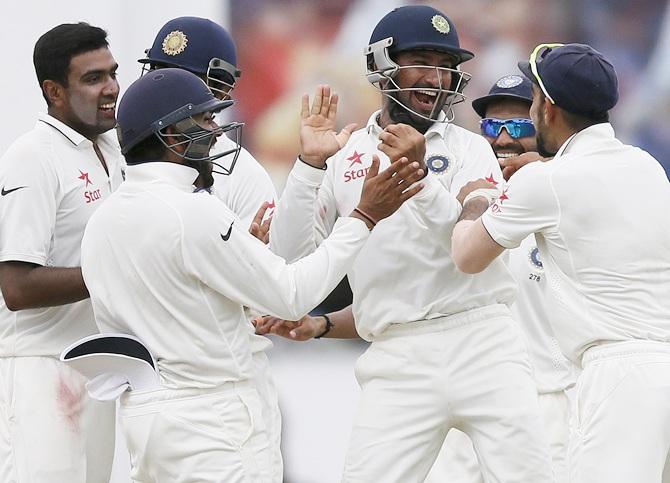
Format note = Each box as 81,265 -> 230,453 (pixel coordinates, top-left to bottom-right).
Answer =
80,63 -> 119,79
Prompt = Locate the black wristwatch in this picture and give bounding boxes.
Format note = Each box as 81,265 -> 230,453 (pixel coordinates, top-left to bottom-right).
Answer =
314,314 -> 334,339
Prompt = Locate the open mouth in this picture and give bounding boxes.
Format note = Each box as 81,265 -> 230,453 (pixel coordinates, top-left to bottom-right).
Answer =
496,152 -> 523,159
413,89 -> 437,111
99,102 -> 116,115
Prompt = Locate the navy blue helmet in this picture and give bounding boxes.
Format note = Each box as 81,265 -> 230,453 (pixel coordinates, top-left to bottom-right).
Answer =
139,17 -> 241,100
117,68 -> 242,174
365,6 -> 474,122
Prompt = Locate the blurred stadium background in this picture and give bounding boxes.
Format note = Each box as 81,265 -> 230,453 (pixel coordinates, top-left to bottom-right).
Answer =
1,1 -> 668,482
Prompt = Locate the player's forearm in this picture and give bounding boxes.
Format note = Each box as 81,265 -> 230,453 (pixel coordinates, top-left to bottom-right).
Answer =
452,218 -> 504,274
321,305 -> 360,339
0,261 -> 89,310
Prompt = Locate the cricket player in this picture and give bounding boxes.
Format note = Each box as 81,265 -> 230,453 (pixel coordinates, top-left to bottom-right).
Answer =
79,68 -> 424,482
452,43 -> 670,483
139,15 -> 284,474
0,23 -> 123,482
267,6 -> 553,482
427,74 -> 578,483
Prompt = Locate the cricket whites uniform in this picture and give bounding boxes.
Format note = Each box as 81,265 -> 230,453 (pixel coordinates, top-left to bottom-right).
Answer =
482,123 -> 670,483
0,114 -> 123,482
428,234 -> 579,483
270,111 -> 554,482
81,162 -> 371,482
210,135 -> 283,478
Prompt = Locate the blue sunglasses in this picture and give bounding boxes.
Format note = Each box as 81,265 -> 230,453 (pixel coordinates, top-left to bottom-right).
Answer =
480,118 -> 536,139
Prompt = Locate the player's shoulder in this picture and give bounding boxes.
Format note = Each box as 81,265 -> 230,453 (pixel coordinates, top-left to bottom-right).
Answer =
180,189 -> 237,223
0,126 -> 54,171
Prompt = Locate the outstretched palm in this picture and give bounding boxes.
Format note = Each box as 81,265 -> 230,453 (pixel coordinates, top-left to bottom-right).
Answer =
300,84 -> 357,167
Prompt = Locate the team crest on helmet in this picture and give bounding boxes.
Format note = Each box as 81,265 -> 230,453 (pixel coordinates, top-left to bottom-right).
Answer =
426,154 -> 450,175
496,75 -> 524,89
528,247 -> 543,270
431,15 -> 450,35
162,30 -> 188,56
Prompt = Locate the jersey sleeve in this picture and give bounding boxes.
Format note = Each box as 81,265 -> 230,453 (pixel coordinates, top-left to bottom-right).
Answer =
0,140 -> 59,265
450,135 -> 503,195
409,135 -> 500,249
481,163 -> 559,249
182,196 -> 368,321
269,158 -> 339,262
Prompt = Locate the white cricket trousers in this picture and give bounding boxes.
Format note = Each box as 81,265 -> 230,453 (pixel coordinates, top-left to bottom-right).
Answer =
342,305 -> 554,483
569,340 -> 670,483
119,380 -> 275,483
425,389 -> 571,483
251,349 -> 283,479
0,356 -> 115,482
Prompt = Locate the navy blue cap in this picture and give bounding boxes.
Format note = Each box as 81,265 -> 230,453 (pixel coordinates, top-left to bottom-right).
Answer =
139,17 -> 240,83
370,5 -> 474,65
117,68 -> 231,154
518,43 -> 618,117
472,74 -> 532,117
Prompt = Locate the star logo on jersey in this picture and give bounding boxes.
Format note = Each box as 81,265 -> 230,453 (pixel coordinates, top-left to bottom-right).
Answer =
266,199 -> 276,217
344,152 -> 370,183
490,188 -> 509,213
346,151 -> 364,167
485,173 -> 498,187
78,170 -> 93,188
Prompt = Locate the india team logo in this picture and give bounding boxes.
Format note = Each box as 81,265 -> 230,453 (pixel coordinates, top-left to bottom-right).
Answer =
528,246 -> 543,270
431,15 -> 450,34
162,30 -> 188,56
426,154 -> 450,175
496,75 -> 524,89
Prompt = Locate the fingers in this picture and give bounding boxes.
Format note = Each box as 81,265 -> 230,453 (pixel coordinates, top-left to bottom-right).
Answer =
310,86 -> 323,116
365,154 -> 380,180
301,94 -> 309,119
399,182 -> 424,202
335,123 -> 358,149
251,201 -> 269,228
253,315 -> 275,334
310,84 -> 332,117
327,93 -> 339,122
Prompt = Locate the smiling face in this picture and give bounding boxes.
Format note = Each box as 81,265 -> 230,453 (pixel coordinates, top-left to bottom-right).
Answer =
484,98 -> 537,162
56,47 -> 119,140
381,49 -> 456,132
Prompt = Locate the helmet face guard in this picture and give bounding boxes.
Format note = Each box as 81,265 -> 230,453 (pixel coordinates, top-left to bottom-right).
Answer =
365,37 -> 472,123
157,116 -> 243,175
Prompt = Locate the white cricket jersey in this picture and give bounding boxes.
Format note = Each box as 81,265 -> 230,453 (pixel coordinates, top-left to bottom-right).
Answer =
81,162 -> 370,389
209,136 -> 278,354
482,123 -> 670,362
0,113 -> 124,356
509,236 -> 577,393
210,136 -> 277,227
271,111 -> 517,340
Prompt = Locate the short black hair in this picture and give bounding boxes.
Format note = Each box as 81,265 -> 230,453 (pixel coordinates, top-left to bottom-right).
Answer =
124,134 -> 168,165
33,22 -> 109,105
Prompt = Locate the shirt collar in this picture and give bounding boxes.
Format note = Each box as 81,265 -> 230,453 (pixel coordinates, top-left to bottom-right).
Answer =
554,122 -> 615,159
365,109 -> 449,140
125,161 -> 199,192
37,112 -> 90,147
